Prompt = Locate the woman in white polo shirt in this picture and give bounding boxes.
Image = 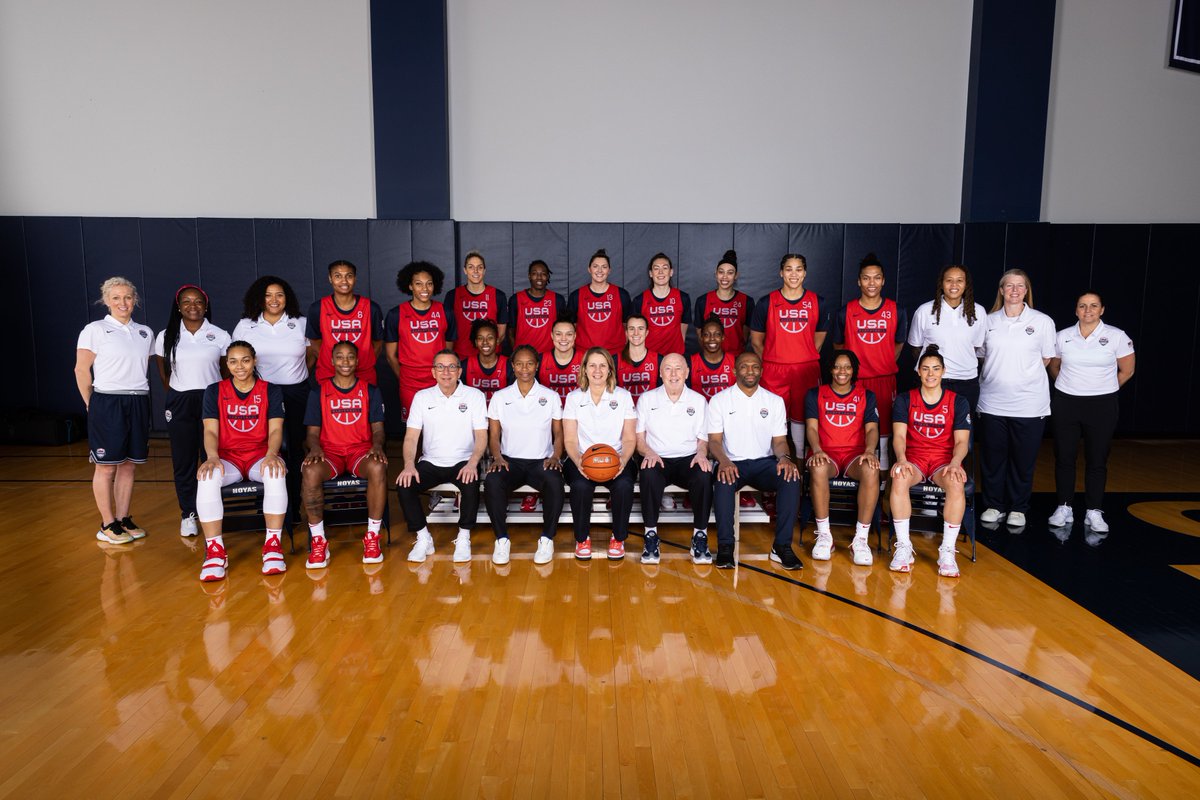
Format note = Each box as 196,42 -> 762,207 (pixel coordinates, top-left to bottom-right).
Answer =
562,347 -> 637,561
232,276 -> 309,514
906,265 -> 987,413
154,285 -> 231,536
74,277 -> 154,545
483,344 -> 565,566
976,269 -> 1056,528
1047,292 -> 1135,534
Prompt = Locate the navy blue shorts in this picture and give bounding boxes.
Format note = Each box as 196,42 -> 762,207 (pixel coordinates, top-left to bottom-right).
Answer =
88,393 -> 150,464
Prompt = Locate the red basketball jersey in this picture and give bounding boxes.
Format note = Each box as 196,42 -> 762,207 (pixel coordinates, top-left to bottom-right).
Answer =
901,388 -> 958,462
315,295 -> 376,384
394,302 -> 447,369
462,355 -> 509,403
318,378 -> 372,454
513,290 -> 557,353
539,350 -> 583,403
688,352 -> 735,399
640,288 -> 685,355
698,291 -> 751,354
617,352 -> 660,402
843,298 -> 900,378
574,285 -> 625,353
763,290 -> 821,364
810,384 -> 872,452
448,285 -> 500,358
218,378 -> 270,463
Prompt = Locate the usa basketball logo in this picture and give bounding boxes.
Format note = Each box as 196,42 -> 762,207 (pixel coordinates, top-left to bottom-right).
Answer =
287,321 -> 296,329
1099,337 -> 1109,346
461,298 -> 490,322
526,305 -> 551,329
777,307 -> 809,334
759,408 -> 768,418
711,305 -> 738,329
855,318 -> 888,345
912,410 -> 946,440
410,318 -> 440,344
538,396 -> 548,406
139,329 -> 148,338
609,400 -> 618,409
823,400 -> 857,428
330,317 -> 363,343
458,403 -> 468,413
205,332 -> 216,341
225,399 -> 262,433
329,397 -> 363,426
1024,326 -> 1035,336
586,298 -> 612,323
646,302 -> 674,327
686,406 -> 695,416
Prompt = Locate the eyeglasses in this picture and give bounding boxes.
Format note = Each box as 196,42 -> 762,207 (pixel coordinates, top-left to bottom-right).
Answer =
433,364 -> 461,372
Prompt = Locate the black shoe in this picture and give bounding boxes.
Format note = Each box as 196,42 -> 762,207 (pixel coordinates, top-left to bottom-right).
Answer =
715,543 -> 735,569
691,531 -> 713,564
770,545 -> 803,570
640,533 -> 661,564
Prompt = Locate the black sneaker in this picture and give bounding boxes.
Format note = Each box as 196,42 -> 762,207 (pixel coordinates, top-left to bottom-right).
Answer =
715,543 -> 735,569
640,533 -> 661,564
691,531 -> 713,564
769,545 -> 803,570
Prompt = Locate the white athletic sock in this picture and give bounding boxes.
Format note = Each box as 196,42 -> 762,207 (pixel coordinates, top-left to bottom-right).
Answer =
456,527 -> 470,542
893,518 -> 911,545
815,517 -> 831,535
855,521 -> 870,539
942,521 -> 961,550
367,518 -> 382,535
645,527 -> 658,538
265,528 -> 282,543
309,520 -> 326,539
207,535 -> 225,549
416,526 -> 432,541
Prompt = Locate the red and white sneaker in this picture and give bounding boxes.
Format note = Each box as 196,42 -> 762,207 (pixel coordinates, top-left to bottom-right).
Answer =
739,493 -> 757,508
937,546 -> 960,578
607,537 -> 625,560
306,535 -> 330,569
262,535 -> 287,575
574,537 -> 592,560
362,532 -> 383,564
520,493 -> 538,513
200,540 -> 228,582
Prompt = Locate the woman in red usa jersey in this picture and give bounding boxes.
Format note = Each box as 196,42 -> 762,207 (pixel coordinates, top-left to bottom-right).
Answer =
305,260 -> 383,386
689,316 -> 737,399
632,252 -> 691,355
568,248 -> 631,354
507,259 -> 565,355
750,253 -> 829,453
195,342 -> 288,582
385,261 -> 449,423
539,319 -> 584,404
834,253 -> 906,464
460,318 -> 510,404
445,250 -> 508,358
300,341 -> 388,569
803,351 -> 880,566
888,345 -> 972,578
616,314 -> 662,402
694,250 -> 752,355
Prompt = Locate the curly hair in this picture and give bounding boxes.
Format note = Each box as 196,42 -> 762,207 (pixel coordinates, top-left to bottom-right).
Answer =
241,276 -> 301,321
932,265 -> 977,326
396,261 -> 445,297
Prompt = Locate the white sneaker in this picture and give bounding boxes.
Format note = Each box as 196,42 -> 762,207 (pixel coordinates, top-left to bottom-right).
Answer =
1084,509 -> 1109,533
661,495 -> 676,511
851,537 -> 873,566
937,546 -> 960,578
180,513 -> 198,537
453,533 -> 472,563
492,538 -> 511,565
534,536 -> 554,565
889,542 -> 915,573
1048,505 -> 1074,527
1006,511 -> 1026,528
980,508 -> 1004,524
407,534 -> 434,563
811,532 -> 833,561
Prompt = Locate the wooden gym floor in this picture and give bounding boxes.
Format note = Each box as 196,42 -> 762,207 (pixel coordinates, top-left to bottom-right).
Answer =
0,439 -> 1198,798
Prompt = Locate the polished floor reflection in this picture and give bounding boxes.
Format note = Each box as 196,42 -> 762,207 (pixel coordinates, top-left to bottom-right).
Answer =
1,441 -> 1198,798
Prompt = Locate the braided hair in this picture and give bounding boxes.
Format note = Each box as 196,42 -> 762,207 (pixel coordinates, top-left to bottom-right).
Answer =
932,265 -> 977,326
162,285 -> 213,380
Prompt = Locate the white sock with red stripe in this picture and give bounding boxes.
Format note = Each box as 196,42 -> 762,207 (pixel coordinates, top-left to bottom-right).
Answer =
893,518 -> 911,546
855,521 -> 870,539
308,520 -> 325,540
815,517 -> 830,535
367,518 -> 382,535
942,522 -> 961,550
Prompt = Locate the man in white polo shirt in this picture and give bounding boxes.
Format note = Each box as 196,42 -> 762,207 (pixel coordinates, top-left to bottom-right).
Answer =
707,352 -> 802,570
395,349 -> 488,563
635,353 -> 712,565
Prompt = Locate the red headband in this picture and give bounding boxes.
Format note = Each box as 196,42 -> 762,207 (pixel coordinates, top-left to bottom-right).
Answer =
176,284 -> 209,305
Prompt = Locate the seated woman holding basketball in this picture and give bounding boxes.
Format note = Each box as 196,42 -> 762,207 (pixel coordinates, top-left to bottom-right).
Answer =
196,341 -> 288,582
888,345 -> 971,578
562,347 -> 638,561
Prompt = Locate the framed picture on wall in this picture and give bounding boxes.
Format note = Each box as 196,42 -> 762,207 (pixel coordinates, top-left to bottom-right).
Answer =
1170,0 -> 1200,73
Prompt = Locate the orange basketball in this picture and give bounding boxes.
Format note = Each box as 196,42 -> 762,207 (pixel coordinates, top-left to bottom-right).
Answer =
580,443 -> 621,482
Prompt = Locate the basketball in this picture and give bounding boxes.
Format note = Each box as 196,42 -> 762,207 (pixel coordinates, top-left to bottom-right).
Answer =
580,443 -> 621,482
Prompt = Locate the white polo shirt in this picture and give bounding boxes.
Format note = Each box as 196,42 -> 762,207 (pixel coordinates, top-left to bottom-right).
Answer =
907,300 -> 988,380
636,385 -> 708,459
231,314 -> 309,385
77,315 -> 154,393
563,386 -> 636,455
977,306 -> 1057,417
1054,321 -> 1134,397
487,381 -> 563,460
154,320 -> 231,392
705,384 -> 787,462
407,383 -> 488,467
